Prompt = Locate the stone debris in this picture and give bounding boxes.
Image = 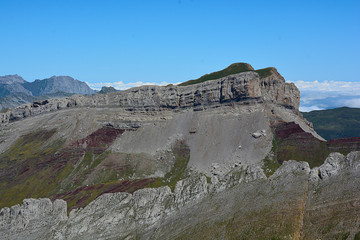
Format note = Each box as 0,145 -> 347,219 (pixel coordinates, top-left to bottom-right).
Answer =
252,130 -> 266,138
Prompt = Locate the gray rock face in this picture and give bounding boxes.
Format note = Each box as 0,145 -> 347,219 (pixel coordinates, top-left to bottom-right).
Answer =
0,198 -> 67,240
0,71 -> 300,127
259,68 -> 300,110
23,76 -> 95,97
303,151 -> 360,239
0,75 -> 33,97
310,152 -> 347,181
2,152 -> 359,239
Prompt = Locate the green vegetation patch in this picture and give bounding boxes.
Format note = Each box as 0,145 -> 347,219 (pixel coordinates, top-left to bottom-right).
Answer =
172,207 -> 297,240
254,67 -> 274,78
302,107 -> 360,140
179,63 -> 276,86
272,121 -> 348,168
262,135 -> 282,177
0,126 -> 191,211
148,140 -> 190,191
0,129 -> 67,208
0,129 -> 59,162
179,63 -> 254,86
355,231 -> 360,240
277,141 -> 329,168
0,108 -> 10,113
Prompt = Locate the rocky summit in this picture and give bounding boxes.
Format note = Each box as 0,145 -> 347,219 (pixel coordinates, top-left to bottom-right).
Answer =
0,63 -> 359,239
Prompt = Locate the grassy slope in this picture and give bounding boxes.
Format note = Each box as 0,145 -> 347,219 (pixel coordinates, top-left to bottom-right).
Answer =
302,107 -> 360,140
0,127 -> 191,211
178,63 -> 274,86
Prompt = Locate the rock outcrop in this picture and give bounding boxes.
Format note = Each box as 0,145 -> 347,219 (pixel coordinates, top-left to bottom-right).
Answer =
0,198 -> 67,239
1,152 -> 359,239
0,70 -> 299,127
259,67 -> 300,110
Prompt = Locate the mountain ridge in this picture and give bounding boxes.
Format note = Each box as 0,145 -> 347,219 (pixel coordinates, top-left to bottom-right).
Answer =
0,63 -> 359,239
0,75 -> 95,110
302,107 -> 360,140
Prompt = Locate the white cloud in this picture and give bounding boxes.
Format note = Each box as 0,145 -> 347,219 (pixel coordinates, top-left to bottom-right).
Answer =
343,98 -> 360,108
291,80 -> 360,95
87,81 -> 180,91
290,80 -> 360,110
299,105 -> 324,112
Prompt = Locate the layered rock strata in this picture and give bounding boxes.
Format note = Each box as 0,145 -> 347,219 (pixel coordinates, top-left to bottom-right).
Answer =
0,71 -> 299,127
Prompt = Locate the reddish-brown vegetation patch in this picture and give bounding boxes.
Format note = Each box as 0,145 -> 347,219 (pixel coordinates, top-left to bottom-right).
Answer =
0,126 -> 131,209
52,178 -> 155,210
274,122 -> 327,167
328,137 -> 360,153
70,127 -> 125,153
273,122 -> 360,167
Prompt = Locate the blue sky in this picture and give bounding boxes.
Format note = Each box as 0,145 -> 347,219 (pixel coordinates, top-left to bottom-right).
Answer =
1,0 -> 360,111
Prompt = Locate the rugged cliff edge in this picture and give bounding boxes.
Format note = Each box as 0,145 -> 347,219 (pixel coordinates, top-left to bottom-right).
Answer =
1,152 -> 360,239
0,70 -> 299,127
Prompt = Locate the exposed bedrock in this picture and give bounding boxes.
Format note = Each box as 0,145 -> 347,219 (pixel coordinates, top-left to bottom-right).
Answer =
0,70 -> 300,127
1,152 -> 359,239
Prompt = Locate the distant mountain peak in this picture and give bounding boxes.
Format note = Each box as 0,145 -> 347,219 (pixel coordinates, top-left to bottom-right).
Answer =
0,74 -> 27,84
49,75 -> 75,79
23,76 -> 95,96
0,74 -> 95,110
99,86 -> 117,94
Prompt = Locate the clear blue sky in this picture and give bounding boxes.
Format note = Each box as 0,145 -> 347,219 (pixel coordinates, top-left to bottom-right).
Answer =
1,0 -> 359,85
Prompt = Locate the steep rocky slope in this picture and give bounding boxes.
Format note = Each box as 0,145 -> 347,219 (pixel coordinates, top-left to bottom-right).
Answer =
0,64 -> 359,239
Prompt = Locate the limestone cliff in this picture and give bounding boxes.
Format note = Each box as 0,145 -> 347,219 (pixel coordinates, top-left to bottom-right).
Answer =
1,70 -> 299,127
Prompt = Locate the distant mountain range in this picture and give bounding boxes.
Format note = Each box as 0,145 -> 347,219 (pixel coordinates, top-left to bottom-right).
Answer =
0,75 -> 95,110
302,107 -> 360,140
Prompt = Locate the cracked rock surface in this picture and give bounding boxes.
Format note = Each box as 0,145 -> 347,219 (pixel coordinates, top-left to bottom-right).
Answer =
1,152 -> 359,239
